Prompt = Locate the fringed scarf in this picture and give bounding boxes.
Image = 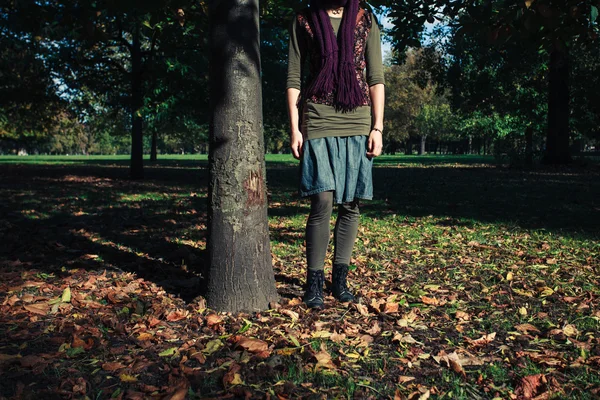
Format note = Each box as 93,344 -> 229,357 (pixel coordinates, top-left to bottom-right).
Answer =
307,0 -> 365,112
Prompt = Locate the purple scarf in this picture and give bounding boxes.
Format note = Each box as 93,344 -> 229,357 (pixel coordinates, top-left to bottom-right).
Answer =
307,0 -> 364,112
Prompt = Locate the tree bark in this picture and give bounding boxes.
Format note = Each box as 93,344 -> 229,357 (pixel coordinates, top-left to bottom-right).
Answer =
206,0 -> 278,313
130,20 -> 144,179
544,39 -> 571,164
419,135 -> 426,155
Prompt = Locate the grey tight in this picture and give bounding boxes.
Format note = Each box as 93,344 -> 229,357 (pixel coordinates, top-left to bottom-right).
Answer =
306,191 -> 360,271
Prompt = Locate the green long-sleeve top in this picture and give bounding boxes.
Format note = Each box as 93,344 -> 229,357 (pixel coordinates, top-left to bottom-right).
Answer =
287,9 -> 385,140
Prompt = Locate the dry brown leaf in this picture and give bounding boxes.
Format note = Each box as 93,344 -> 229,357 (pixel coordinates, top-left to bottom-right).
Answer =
515,323 -> 541,334
455,310 -> 470,321
281,309 -> 299,321
354,303 -> 369,316
330,331 -> 346,343
421,296 -> 446,306
358,334 -> 373,347
384,302 -> 399,313
166,309 -> 189,322
102,362 -> 126,371
515,374 -> 547,399
366,321 -> 381,336
206,313 -> 223,326
24,303 -> 49,315
314,350 -> 336,371
137,332 -> 153,341
19,355 -> 46,368
466,332 -> 496,346
398,376 -> 416,384
236,337 -> 269,354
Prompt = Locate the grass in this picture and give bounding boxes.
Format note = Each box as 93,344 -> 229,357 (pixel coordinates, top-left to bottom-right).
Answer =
0,154 -> 598,399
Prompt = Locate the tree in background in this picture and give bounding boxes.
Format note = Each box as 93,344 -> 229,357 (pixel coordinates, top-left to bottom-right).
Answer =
378,0 -> 600,164
0,13 -> 64,154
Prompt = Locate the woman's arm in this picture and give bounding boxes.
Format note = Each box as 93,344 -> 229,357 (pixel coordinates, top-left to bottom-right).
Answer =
286,17 -> 305,160
365,15 -> 385,158
366,83 -> 385,158
287,88 -> 303,159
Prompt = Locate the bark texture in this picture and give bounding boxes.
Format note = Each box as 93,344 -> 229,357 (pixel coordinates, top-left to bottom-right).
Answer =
206,0 -> 278,313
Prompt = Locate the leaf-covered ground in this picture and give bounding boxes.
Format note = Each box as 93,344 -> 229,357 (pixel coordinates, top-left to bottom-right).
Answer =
1,155 -> 599,400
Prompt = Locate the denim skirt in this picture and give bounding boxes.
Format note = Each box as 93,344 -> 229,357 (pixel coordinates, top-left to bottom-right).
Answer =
299,135 -> 373,204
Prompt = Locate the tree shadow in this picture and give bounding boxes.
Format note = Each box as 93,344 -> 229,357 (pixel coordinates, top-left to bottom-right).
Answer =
1,164 -> 209,303
2,159 -> 598,308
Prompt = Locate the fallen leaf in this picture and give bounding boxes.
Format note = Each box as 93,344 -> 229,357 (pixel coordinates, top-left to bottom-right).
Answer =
102,362 -> 126,371
202,339 -> 223,355
236,337 -> 269,354
120,373 -> 138,382
354,303 -> 369,316
314,350 -> 336,371
466,332 -> 496,347
455,310 -> 470,321
159,347 -> 179,357
330,331 -> 346,343
384,302 -> 399,313
281,309 -> 299,321
434,351 -> 466,378
61,286 -> 71,303
166,309 -> 189,322
24,303 -> 49,315
515,323 -> 540,334
19,355 -> 46,368
398,376 -> 416,384
206,313 -> 223,326
562,324 -> 578,337
515,374 -> 547,399
366,321 -> 381,335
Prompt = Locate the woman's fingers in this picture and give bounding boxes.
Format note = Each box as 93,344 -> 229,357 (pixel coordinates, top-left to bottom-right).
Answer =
291,135 -> 303,159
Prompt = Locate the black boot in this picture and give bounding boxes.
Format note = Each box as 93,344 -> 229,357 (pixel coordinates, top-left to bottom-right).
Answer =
303,269 -> 325,309
331,263 -> 355,302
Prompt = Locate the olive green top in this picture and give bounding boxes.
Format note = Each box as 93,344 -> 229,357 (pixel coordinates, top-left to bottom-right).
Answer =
287,13 -> 385,140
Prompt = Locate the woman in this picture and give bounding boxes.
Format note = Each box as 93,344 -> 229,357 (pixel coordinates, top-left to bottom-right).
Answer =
286,0 -> 385,309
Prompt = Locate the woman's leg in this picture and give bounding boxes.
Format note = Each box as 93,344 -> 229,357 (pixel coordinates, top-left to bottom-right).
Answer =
333,199 -> 360,265
331,199 -> 360,302
306,191 -> 334,271
303,191 -> 333,309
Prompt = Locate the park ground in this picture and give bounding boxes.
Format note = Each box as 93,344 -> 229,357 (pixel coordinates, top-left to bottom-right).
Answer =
0,154 -> 599,399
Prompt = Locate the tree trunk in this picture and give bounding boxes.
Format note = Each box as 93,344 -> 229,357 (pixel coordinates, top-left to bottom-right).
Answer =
206,0 -> 278,313
150,129 -> 158,162
405,138 -> 412,155
419,135 -> 426,155
130,20 -> 144,179
543,39 -> 571,164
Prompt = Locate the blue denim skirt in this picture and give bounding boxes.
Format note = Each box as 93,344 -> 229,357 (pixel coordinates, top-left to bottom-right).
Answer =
299,135 -> 373,204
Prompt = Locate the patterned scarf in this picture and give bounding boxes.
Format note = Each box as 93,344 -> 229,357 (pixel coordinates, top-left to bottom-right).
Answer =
307,0 -> 364,112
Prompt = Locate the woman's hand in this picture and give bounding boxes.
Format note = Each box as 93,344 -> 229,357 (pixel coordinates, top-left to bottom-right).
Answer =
366,129 -> 383,159
290,130 -> 304,160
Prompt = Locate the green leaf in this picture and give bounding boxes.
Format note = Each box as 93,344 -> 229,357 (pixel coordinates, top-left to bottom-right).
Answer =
237,319 -> 252,334
159,347 -> 179,357
591,6 -> 598,23
61,286 -> 71,303
201,339 -> 223,355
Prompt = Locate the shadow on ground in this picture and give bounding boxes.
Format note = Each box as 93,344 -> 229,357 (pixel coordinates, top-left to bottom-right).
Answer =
1,160 -> 598,304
